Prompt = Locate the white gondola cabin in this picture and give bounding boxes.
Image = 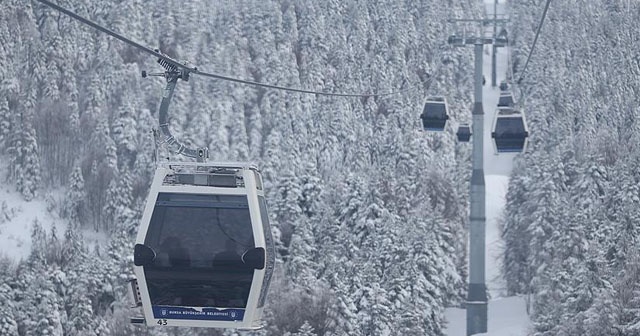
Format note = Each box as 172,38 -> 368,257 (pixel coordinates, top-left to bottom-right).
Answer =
491,107 -> 529,153
132,162 -> 275,329
420,96 -> 449,131
497,92 -> 515,107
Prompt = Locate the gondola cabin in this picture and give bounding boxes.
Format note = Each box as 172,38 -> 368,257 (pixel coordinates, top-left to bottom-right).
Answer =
132,162 -> 275,329
495,29 -> 508,47
420,96 -> 449,131
457,124 -> 472,142
497,92 -> 514,107
491,107 -> 529,153
494,36 -> 508,47
448,34 -> 466,47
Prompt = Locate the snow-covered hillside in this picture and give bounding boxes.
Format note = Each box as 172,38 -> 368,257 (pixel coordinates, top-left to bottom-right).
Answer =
0,158 -> 58,261
1,0 -> 482,335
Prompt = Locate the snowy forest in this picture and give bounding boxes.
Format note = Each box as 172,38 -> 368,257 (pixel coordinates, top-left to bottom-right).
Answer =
3,0 -> 640,335
503,0 -> 640,335
0,0 -> 482,335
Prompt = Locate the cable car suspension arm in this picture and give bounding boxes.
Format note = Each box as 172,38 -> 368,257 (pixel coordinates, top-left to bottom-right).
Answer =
143,67 -> 208,161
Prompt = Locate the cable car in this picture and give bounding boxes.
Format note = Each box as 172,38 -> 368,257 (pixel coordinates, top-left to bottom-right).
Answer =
131,162 -> 275,329
420,96 -> 449,131
491,107 -> 529,153
32,0 -> 278,330
456,124 -> 472,142
448,34 -> 466,46
497,92 -> 514,107
495,28 -> 508,47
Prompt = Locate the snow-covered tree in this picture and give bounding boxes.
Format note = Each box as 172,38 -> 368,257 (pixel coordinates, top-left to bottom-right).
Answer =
62,164 -> 86,226
0,284 -> 18,336
1,0 -> 481,334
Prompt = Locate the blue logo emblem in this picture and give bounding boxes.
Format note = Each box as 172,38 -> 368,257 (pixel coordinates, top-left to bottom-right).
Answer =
161,309 -> 167,316
230,311 -> 236,319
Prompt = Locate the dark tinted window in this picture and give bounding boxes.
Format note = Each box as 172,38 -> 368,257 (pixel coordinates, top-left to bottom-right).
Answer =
498,95 -> 514,106
496,137 -> 526,152
423,102 -> 447,118
495,118 -> 525,137
144,193 -> 255,309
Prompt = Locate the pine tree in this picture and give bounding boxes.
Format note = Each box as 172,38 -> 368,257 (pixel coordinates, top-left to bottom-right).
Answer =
130,108 -> 156,197
0,97 -> 10,149
7,91 -> 42,201
62,164 -> 86,226
111,101 -> 138,168
295,321 -> 317,336
271,169 -> 303,260
613,255 -> 640,335
102,168 -> 133,233
65,293 -> 96,336
0,283 -> 18,336
34,294 -> 64,336
1,0 -> 484,334
17,121 -> 41,201
29,218 -> 48,262
85,118 -> 118,230
502,1 -> 640,332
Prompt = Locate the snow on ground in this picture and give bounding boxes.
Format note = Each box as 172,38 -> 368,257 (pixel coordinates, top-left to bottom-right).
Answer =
444,176 -> 532,336
0,157 -> 60,261
485,175 -> 508,298
84,227 -> 111,254
0,159 -> 110,262
444,296 -> 532,336
444,0 -> 532,334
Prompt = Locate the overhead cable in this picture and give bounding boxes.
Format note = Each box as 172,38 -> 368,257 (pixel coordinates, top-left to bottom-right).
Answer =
34,0 -> 427,99
194,69 -> 415,98
517,0 -> 552,84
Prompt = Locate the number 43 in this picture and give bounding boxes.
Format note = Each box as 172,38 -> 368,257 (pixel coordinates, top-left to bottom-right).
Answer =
157,319 -> 168,325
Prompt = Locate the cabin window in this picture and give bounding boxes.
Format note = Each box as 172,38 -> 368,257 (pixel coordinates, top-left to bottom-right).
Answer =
495,118 -> 525,137
498,95 -> 514,106
423,102 -> 447,118
144,193 -> 255,308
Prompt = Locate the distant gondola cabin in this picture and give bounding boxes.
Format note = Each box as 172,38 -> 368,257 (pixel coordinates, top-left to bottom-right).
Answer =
457,124 -> 472,142
448,34 -> 466,46
491,107 -> 529,153
497,92 -> 515,107
495,29 -> 508,47
420,96 -> 449,131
